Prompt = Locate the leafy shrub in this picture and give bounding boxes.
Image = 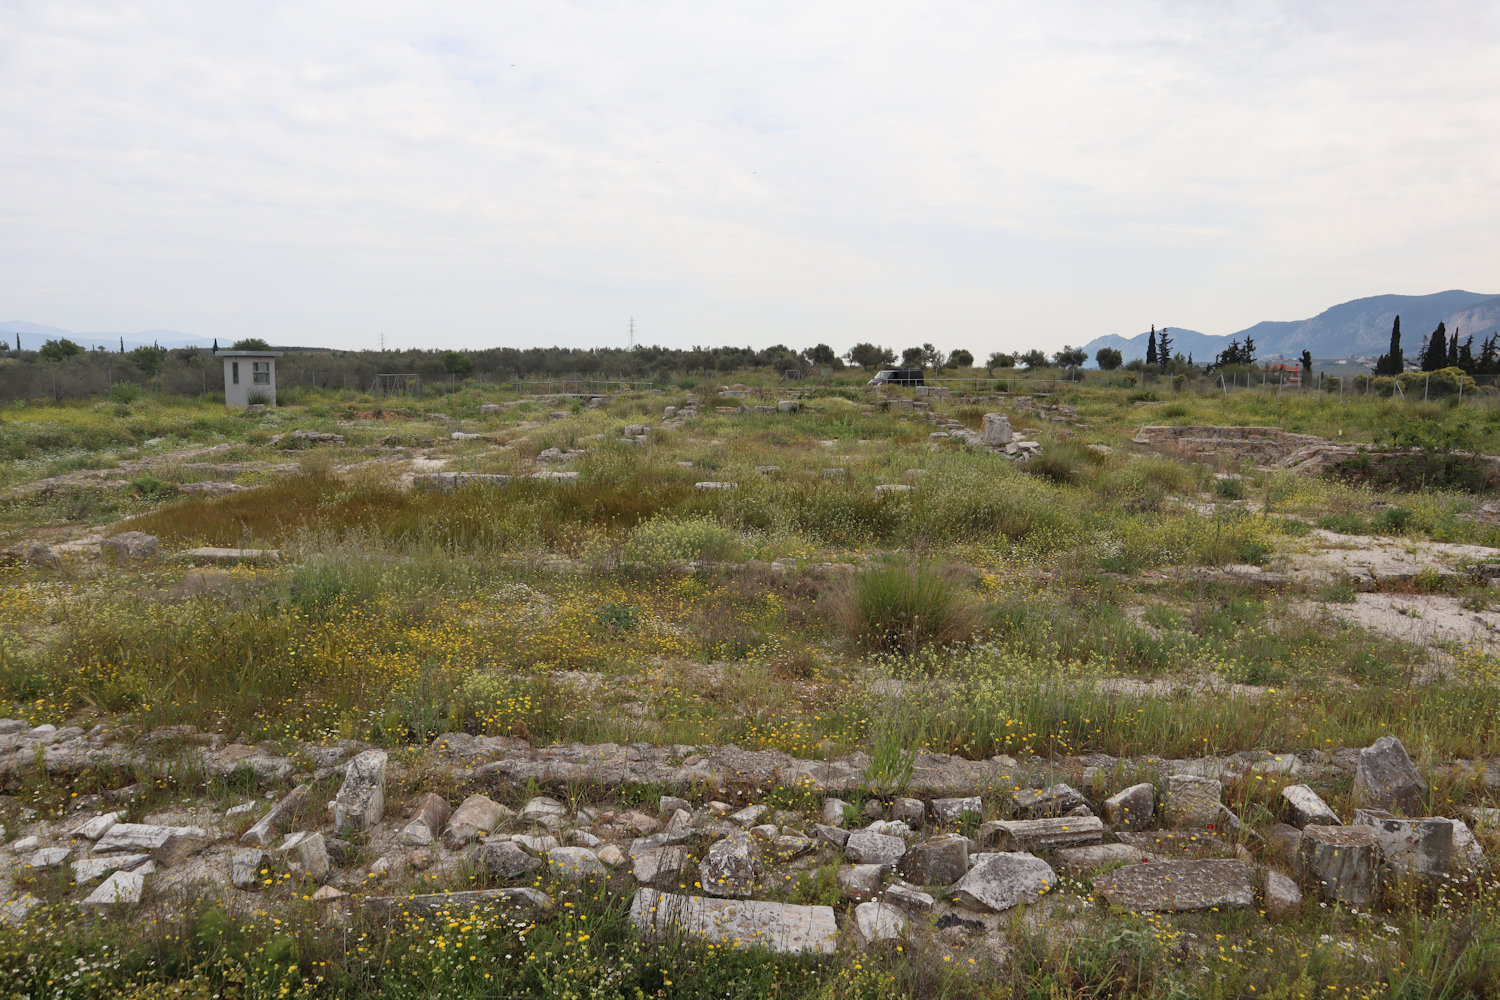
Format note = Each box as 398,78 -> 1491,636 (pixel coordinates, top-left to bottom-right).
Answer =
1214,476 -> 1245,501
621,515 -> 746,567
838,559 -> 979,655
1024,441 -> 1103,486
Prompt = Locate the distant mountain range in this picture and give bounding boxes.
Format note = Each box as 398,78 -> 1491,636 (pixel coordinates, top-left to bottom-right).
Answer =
0,321 -> 215,352
1080,290 -> 1500,365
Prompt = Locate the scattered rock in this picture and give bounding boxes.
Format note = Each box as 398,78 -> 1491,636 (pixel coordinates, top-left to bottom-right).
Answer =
633,846 -> 694,890
884,882 -> 936,913
95,823 -> 207,854
241,784 -> 310,848
442,794 -> 512,848
1353,736 -> 1427,815
837,863 -> 888,899
100,531 -> 159,563
1164,775 -> 1222,828
1011,784 -> 1085,818
1102,783 -> 1155,831
700,832 -> 761,898
474,841 -> 543,881
547,846 -> 606,880
398,792 -> 452,846
1281,785 -> 1341,828
896,833 -> 968,886
851,900 -> 907,948
279,832 -> 331,879
1263,870 -> 1302,917
332,750 -> 387,835
931,796 -> 983,825
845,830 -> 907,865
82,869 -> 145,906
950,852 -> 1058,913
229,849 -> 266,889
1298,825 -> 1381,905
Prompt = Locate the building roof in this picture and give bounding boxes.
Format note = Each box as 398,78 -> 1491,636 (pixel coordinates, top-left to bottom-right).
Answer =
215,350 -> 283,358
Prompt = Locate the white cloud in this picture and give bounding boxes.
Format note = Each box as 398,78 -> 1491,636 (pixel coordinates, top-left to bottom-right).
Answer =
2,0 -> 1498,354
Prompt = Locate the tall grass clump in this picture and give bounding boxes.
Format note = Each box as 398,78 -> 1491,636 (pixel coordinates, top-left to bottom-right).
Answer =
838,559 -> 979,655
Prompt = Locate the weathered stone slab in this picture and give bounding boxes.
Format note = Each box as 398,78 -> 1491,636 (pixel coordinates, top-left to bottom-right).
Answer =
95,823 -> 206,854
1298,825 -> 1381,905
981,413 -> 1013,446
700,832 -> 760,897
241,784 -> 310,848
398,792 -> 452,846
1352,809 -> 1453,876
851,900 -> 907,948
1102,783 -> 1154,831
547,846 -> 606,880
519,795 -> 568,822
0,894 -> 40,925
179,547 -> 280,565
896,834 -> 968,886
442,794 -> 512,848
630,888 -> 837,955
633,846 -> 694,890
1011,784 -> 1085,818
366,888 -> 552,918
837,863 -> 887,899
474,840 -> 543,881
931,796 -> 983,825
1164,775 -> 1222,829
820,799 -> 849,827
950,852 -> 1057,912
229,849 -> 266,889
1353,736 -> 1427,815
101,531 -> 158,563
82,869 -> 145,906
1281,785 -> 1340,828
629,831 -> 694,857
73,853 -> 149,883
27,847 -> 70,868
332,749 -> 387,835
279,831 -> 330,879
979,815 -> 1104,852
1092,859 -> 1255,912
884,882 -> 935,913
1052,843 -> 1158,872
1264,870 -> 1302,917
845,830 -> 907,865
72,812 -> 122,841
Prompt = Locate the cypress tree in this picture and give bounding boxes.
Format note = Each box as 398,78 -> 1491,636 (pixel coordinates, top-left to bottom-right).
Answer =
1448,329 -> 1459,368
1156,327 -> 1173,370
1377,316 -> 1402,375
1145,325 -> 1158,367
1422,322 -> 1448,371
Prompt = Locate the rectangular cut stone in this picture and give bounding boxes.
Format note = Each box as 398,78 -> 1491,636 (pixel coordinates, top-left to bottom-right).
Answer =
980,815 -> 1103,852
366,888 -> 552,918
241,784 -> 310,848
82,869 -> 145,906
1092,859 -> 1255,912
1010,784 -> 1085,818
73,854 -> 149,883
1299,825 -> 1381,905
94,823 -> 206,854
1353,736 -> 1427,815
1165,775 -> 1222,829
1053,843 -> 1160,872
1352,809 -> 1453,875
1281,785 -> 1340,828
630,888 -> 837,955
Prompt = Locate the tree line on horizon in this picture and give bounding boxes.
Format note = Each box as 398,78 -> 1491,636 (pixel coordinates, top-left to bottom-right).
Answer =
1374,315 -> 1500,377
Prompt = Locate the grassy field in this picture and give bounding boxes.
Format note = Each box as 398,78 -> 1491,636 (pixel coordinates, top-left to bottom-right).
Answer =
2,374 -> 1500,997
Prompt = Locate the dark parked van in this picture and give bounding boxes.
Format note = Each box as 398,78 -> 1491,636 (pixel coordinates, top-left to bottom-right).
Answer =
867,368 -> 925,387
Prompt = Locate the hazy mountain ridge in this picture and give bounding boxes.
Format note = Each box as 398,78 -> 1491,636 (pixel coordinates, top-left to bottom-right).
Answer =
0,321 -> 212,352
1081,291 -> 1500,364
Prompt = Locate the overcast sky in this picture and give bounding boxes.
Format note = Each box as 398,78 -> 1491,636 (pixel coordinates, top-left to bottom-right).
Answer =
3,1 -> 1498,355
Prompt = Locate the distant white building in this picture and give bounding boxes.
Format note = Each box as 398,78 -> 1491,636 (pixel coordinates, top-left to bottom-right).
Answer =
217,349 -> 282,407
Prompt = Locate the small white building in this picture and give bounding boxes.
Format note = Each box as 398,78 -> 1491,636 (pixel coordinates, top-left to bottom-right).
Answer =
217,350 -> 282,407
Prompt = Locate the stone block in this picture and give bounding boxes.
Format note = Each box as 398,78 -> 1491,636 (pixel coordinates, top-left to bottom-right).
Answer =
1102,783 -> 1155,831
1353,736 -> 1427,815
1298,825 -> 1381,905
631,888 -> 837,955
1092,859 -> 1255,912
950,852 -> 1057,912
